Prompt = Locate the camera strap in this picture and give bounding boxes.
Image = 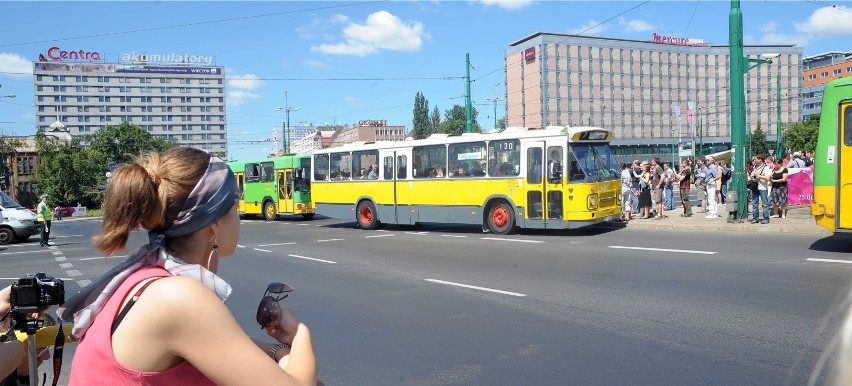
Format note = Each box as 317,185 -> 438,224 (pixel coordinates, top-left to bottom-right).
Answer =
51,323 -> 65,386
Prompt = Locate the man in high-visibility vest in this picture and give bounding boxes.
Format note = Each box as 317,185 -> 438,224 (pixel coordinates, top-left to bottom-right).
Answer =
37,194 -> 53,247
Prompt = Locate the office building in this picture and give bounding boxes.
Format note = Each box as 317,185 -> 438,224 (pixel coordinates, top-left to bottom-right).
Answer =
504,32 -> 802,157
33,47 -> 227,154
800,51 -> 852,120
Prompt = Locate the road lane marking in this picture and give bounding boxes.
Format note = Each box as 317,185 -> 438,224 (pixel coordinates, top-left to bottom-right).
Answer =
55,256 -> 67,262
66,270 -> 82,277
59,263 -> 73,269
317,238 -> 343,243
54,235 -> 85,238
807,258 -> 852,264
0,250 -> 53,256
609,246 -> 717,255
440,235 -> 467,238
77,279 -> 91,287
425,279 -> 526,297
254,248 -> 272,253
480,237 -> 543,244
237,245 -> 246,248
406,231 -> 429,235
287,254 -> 337,264
257,242 -> 297,247
365,234 -> 394,238
78,255 -> 124,261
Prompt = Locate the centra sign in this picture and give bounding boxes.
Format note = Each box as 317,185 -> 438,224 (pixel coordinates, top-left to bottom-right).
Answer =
651,33 -> 708,47
43,47 -> 102,61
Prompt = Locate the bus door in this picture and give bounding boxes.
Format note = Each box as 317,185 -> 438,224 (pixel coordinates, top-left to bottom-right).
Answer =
277,170 -> 293,214
840,104 -> 852,230
393,149 -> 412,224
235,173 -> 245,214
523,141 -> 563,228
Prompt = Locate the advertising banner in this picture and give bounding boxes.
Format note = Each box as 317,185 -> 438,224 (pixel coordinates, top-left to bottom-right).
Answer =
115,65 -> 220,75
787,167 -> 814,205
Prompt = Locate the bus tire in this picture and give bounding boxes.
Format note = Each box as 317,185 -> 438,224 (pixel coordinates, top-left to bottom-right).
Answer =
356,201 -> 379,230
263,201 -> 278,221
301,213 -> 315,220
486,201 -> 516,235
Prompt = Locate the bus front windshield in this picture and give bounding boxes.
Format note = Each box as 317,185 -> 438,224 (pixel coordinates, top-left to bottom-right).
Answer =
568,143 -> 619,181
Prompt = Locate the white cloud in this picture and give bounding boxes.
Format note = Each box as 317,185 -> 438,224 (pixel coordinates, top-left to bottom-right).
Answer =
228,90 -> 260,106
569,20 -> 608,36
303,60 -> 331,69
479,0 -> 533,10
795,5 -> 852,36
343,96 -> 365,108
228,73 -> 263,90
0,53 -> 32,77
760,21 -> 778,34
328,14 -> 349,24
311,11 -> 426,56
618,17 -> 655,33
744,32 -> 811,47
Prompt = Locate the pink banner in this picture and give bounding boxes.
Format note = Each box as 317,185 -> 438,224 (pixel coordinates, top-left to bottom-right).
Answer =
786,167 -> 814,205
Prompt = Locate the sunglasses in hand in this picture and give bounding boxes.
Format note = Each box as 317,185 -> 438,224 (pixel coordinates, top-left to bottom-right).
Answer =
255,282 -> 294,329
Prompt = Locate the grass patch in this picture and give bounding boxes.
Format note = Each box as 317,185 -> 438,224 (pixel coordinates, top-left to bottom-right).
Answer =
86,208 -> 104,217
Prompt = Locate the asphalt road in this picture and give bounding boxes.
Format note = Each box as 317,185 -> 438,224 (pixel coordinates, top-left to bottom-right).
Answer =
2,216 -> 850,385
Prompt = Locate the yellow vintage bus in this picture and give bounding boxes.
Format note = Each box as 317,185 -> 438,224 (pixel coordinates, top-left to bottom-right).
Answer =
311,126 -> 622,234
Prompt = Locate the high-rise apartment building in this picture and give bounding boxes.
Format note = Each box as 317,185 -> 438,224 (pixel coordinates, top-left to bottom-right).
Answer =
801,51 -> 852,120
505,33 -> 802,156
33,47 -> 227,154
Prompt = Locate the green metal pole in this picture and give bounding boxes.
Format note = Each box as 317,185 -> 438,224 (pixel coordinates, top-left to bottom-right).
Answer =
465,53 -> 472,133
493,100 -> 497,130
729,0 -> 747,221
776,74 -> 782,157
699,112 -> 703,158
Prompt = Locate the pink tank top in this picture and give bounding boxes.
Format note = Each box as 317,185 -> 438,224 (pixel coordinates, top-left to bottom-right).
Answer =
69,267 -> 215,386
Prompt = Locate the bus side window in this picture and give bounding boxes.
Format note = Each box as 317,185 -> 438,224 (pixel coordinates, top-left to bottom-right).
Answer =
383,156 -> 394,180
313,155 -> 329,181
527,148 -> 542,184
845,105 -> 852,146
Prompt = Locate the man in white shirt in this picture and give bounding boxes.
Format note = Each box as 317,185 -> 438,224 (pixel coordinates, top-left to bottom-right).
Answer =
749,155 -> 773,224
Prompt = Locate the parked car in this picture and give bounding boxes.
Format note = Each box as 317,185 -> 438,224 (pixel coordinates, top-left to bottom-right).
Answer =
0,192 -> 39,244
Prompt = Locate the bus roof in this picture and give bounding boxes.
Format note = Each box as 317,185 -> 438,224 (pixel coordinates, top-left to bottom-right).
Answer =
314,126 -> 612,154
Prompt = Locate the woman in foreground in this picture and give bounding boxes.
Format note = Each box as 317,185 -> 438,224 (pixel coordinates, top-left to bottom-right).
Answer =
59,147 -> 317,385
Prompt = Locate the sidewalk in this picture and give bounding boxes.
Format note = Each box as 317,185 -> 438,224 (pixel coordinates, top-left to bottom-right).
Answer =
603,203 -> 829,235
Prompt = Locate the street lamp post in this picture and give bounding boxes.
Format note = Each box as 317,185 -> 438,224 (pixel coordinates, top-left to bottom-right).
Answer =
484,97 -> 504,132
697,107 -> 703,158
775,74 -> 783,158
277,90 -> 300,154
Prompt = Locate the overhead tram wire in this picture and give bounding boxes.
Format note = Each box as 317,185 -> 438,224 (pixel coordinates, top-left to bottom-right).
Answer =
682,0 -> 701,36
0,1 -> 382,48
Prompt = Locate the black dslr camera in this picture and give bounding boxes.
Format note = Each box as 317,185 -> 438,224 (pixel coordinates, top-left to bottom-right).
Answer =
10,272 -> 65,308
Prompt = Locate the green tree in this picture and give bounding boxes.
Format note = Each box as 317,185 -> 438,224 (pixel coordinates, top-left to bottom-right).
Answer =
750,123 -> 770,158
430,106 -> 441,136
784,116 -> 819,154
496,118 -> 507,132
438,105 -> 480,135
34,133 -> 100,207
35,122 -> 176,208
412,92 -> 431,140
0,135 -> 24,194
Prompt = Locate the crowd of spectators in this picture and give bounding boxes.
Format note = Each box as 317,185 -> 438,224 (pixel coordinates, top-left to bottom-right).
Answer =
619,149 -> 814,223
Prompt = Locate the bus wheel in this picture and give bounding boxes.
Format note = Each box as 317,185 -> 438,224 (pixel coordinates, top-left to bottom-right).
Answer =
263,201 -> 278,221
356,201 -> 379,230
301,213 -> 315,220
487,202 -> 515,235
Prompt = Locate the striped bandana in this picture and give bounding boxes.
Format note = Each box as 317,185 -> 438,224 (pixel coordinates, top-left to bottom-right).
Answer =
58,155 -> 239,340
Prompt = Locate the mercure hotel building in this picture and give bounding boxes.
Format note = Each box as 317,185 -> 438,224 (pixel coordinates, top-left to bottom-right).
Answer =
33,47 -> 227,154
504,33 -> 802,158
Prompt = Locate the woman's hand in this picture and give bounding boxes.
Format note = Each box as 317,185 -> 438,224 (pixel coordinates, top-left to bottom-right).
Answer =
265,304 -> 303,345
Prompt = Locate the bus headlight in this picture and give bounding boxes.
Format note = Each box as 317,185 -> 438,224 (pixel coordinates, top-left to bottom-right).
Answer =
587,194 -> 598,210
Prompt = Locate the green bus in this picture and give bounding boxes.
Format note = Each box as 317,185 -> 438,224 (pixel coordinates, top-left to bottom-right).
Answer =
227,155 -> 314,221
811,77 -> 852,234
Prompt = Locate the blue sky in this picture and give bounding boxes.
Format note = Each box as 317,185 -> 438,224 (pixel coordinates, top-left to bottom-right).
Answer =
1,0 -> 852,161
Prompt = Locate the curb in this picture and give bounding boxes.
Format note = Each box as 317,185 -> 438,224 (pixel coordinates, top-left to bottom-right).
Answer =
598,218 -> 830,235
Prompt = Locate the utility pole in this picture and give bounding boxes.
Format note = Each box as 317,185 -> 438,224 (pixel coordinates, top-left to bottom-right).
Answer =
485,97 -> 504,132
698,108 -> 703,158
277,91 -> 299,154
730,0 -> 747,221
776,74 -> 783,157
465,53 -> 473,133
